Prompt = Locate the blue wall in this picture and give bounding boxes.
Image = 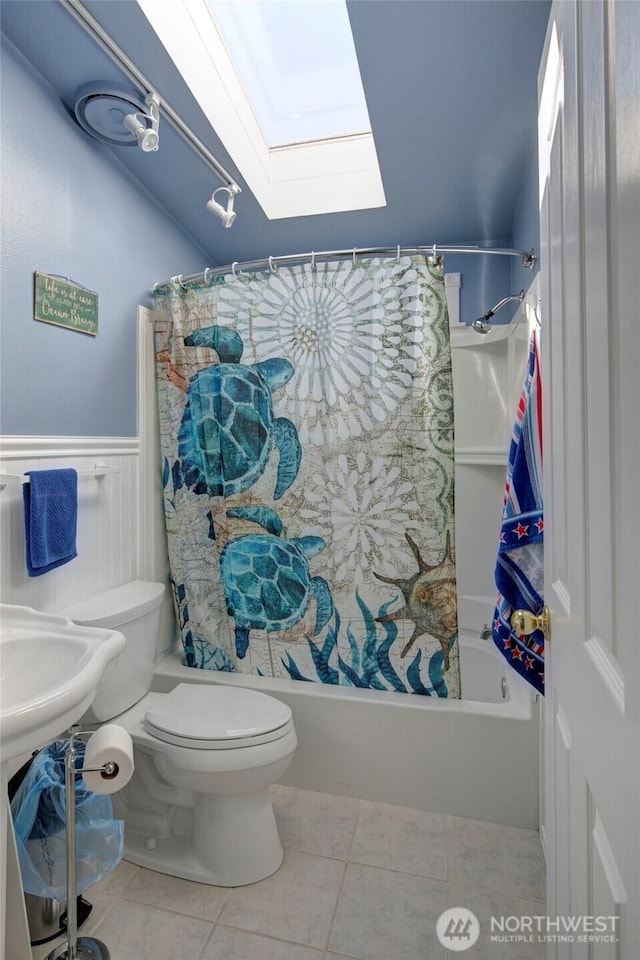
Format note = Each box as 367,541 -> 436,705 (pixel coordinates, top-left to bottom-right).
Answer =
449,141 -> 542,329
0,37 -> 206,437
0,28 -> 539,439
446,250 -> 515,328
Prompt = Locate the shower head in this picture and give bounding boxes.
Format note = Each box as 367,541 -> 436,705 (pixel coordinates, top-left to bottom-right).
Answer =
471,290 -> 525,334
471,315 -> 493,335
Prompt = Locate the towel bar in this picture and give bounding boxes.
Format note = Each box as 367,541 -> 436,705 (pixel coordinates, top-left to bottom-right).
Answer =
0,465 -> 120,485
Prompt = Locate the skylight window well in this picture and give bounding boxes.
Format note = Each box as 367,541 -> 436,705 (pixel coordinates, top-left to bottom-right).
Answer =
137,0 -> 386,219
207,0 -> 372,147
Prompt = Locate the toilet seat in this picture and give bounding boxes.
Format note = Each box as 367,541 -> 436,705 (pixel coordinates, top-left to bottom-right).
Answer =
144,683 -> 293,749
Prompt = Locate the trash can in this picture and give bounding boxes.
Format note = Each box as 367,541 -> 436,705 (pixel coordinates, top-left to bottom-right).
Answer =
22,892 -> 65,946
8,751 -> 92,946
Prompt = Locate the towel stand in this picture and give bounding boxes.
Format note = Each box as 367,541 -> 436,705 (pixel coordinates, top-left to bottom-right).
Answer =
0,465 -> 120,486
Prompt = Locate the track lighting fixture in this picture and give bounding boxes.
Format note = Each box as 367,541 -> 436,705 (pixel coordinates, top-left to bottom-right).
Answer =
123,92 -> 160,153
206,186 -> 238,228
471,289 -> 525,334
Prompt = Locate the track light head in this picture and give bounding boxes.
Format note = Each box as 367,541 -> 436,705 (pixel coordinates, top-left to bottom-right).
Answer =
123,113 -> 157,151
206,187 -> 237,228
123,92 -> 160,153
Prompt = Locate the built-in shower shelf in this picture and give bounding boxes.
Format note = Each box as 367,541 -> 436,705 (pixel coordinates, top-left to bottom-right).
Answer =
455,450 -> 508,466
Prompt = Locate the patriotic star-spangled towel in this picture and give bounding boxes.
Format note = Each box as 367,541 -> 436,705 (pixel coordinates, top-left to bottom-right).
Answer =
492,331 -> 544,695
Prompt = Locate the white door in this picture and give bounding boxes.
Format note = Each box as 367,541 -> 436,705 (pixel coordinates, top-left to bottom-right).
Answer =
539,1 -> 640,956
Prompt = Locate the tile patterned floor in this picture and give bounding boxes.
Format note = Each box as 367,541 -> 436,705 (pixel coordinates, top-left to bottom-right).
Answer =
31,786 -> 546,960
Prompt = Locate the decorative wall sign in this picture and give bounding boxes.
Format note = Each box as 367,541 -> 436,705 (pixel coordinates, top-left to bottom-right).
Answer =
34,272 -> 98,336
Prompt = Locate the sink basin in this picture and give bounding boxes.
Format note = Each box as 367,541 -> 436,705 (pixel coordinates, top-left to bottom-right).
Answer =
0,603 -> 125,763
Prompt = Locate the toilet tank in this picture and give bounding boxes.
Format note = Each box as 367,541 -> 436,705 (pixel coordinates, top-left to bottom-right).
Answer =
62,581 -> 165,722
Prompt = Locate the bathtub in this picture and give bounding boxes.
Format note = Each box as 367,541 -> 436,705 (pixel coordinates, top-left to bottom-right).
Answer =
153,630 -> 539,830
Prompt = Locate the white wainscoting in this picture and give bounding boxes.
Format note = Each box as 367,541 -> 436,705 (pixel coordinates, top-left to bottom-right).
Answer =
0,436 -> 139,614
0,306 -> 176,654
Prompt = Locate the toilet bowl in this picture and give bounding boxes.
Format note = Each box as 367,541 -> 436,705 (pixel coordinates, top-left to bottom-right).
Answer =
62,581 -> 297,886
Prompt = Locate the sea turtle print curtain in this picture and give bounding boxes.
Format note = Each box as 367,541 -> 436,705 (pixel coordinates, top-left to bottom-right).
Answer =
154,255 -> 461,697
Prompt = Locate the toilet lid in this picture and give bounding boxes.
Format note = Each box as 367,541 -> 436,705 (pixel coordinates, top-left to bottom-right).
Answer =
144,683 -> 293,749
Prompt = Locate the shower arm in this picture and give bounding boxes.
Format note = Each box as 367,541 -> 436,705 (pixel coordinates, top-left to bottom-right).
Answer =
471,289 -> 526,334
482,290 -> 526,321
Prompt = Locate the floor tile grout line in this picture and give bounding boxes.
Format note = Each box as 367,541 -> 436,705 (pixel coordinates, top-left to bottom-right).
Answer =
323,858 -> 350,954
344,797 -> 362,864
322,946 -> 365,960
213,920 -> 327,953
81,891 -> 120,949
323,792 -> 363,953
107,861 -> 141,899
194,920 -> 218,960
328,856 -> 451,886
95,889 -> 229,925
344,857 -> 449,884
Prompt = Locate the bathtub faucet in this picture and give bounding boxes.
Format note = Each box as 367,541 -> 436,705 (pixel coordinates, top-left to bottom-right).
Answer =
479,624 -> 492,641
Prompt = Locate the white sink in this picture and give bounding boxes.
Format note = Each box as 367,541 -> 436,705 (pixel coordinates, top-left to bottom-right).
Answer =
0,603 -> 125,762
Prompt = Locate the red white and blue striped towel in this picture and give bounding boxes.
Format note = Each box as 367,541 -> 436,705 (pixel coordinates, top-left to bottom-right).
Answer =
492,332 -> 545,694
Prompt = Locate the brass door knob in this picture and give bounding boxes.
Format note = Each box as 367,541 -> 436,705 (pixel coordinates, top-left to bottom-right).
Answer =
511,606 -> 551,640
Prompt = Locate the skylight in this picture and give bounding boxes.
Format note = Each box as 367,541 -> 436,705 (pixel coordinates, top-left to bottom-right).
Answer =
137,0 -> 386,219
207,0 -> 372,147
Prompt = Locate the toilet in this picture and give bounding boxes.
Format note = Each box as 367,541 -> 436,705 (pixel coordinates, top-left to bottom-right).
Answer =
62,581 -> 297,887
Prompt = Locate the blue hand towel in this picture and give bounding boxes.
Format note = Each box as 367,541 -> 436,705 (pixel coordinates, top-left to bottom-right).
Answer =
23,469 -> 78,577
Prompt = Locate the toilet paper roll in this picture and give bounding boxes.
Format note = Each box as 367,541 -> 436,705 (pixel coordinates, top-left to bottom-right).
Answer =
83,724 -> 134,795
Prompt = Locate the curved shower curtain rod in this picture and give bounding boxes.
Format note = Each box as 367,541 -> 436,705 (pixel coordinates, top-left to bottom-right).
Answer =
155,245 -> 537,291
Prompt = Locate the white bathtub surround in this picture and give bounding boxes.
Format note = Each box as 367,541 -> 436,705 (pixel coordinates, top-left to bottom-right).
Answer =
154,633 -> 538,829
31,785 -> 545,960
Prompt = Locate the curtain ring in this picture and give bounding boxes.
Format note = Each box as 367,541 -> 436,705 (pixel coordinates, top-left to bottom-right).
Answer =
203,268 -> 212,284
231,262 -> 239,278
310,251 -> 316,272
432,244 -> 437,260
352,247 -> 358,266
176,275 -> 187,290
153,281 -> 160,292
269,256 -> 277,273
396,245 -> 401,263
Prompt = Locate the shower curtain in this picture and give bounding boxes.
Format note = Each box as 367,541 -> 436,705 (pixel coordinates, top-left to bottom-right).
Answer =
154,255 -> 460,697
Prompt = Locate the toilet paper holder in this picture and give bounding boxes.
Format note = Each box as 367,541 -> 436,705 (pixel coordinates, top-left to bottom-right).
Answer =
46,725 -> 118,960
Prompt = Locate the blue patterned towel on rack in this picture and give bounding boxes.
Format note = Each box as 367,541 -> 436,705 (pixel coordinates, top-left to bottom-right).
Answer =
23,469 -> 78,577
492,333 -> 545,695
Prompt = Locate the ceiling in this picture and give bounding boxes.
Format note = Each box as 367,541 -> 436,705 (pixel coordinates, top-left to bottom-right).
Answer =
0,0 -> 551,267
